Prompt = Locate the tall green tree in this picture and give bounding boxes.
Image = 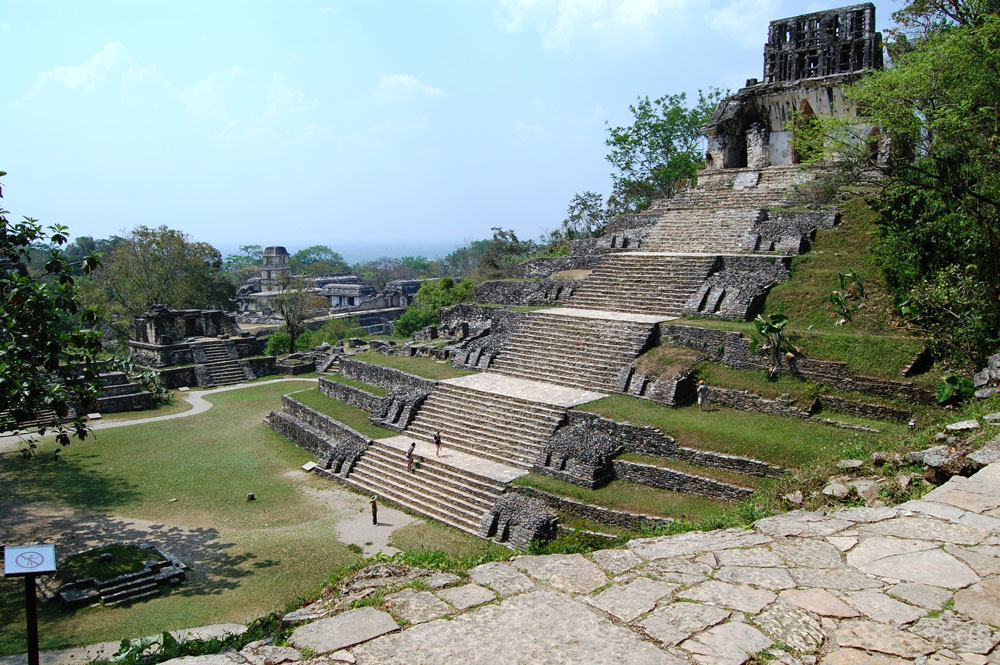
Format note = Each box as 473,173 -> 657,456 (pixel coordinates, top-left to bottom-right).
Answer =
271,276 -> 327,353
542,191 -> 609,250
291,245 -> 348,275
0,172 -> 104,453
805,1 -> 1000,366
82,225 -> 233,341
605,89 -> 723,213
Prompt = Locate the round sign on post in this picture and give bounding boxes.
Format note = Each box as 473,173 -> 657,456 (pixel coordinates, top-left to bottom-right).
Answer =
4,544 -> 56,665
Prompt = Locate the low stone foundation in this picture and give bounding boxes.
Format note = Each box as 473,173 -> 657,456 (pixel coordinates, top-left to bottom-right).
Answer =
515,486 -> 674,531
319,377 -> 382,413
339,358 -> 437,393
268,395 -> 370,475
612,460 -> 754,502
479,493 -> 558,550
474,279 -> 582,306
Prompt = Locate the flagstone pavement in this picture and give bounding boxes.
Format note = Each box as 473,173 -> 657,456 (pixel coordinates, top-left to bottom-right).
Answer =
13,461 -> 1000,665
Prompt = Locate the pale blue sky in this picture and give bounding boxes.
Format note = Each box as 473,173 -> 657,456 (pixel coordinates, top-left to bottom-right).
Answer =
1,1 -> 900,259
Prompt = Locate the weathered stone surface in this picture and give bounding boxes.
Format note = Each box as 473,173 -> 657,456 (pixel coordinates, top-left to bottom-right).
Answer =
716,566 -> 796,590
646,557 -> 715,585
841,590 -> 923,625
908,613 -> 1000,653
754,512 -> 852,538
860,516 -> 989,545
887,583 -> 953,610
946,419 -> 980,432
922,485 -> 1000,514
239,644 -> 302,665
678,580 -> 776,613
772,538 -> 845,569
639,603 -> 730,647
826,536 -> 858,552
823,482 -> 850,499
423,573 -> 460,589
587,577 -> 677,622
629,529 -> 772,560
831,620 -> 935,657
837,459 -> 864,470
289,607 -> 398,654
468,562 -> 534,597
434,584 -> 495,611
283,602 -> 333,624
512,554 -> 607,594
160,656 -> 243,665
589,548 -> 643,575
780,589 -> 859,618
383,588 -> 452,624
944,544 -> 1000,576
753,602 -> 825,653
848,537 -> 979,588
821,649 -> 910,665
789,567 -> 883,590
350,590 -> 686,665
679,621 -> 773,665
716,548 -> 783,567
953,578 -> 1000,627
836,506 -> 899,523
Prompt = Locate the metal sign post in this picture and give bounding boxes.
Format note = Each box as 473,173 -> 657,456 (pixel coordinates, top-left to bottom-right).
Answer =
4,545 -> 57,665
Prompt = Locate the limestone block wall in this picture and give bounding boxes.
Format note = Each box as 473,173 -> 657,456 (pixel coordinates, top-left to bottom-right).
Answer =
154,366 -> 198,389
269,395 -> 370,475
318,377 -> 382,413
612,460 -> 754,502
478,493 -> 558,550
129,342 -> 194,368
338,358 -> 436,393
517,256 -> 593,279
515,486 -> 674,531
474,279 -> 582,306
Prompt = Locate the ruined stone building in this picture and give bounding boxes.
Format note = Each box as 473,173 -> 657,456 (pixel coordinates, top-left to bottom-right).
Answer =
704,3 -> 883,170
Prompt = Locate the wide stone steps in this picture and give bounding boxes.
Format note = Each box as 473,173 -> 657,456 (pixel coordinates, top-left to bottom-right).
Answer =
405,384 -> 564,470
203,360 -> 246,386
489,312 -> 656,393
345,442 -> 506,534
565,255 -> 716,316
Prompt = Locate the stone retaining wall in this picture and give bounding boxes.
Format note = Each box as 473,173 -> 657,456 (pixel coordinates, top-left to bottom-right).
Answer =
612,460 -> 754,502
479,493 -> 558,550
155,366 -> 198,389
474,279 -> 582,306
817,394 -> 912,423
339,357 -> 436,393
319,377 -> 382,413
515,486 -> 674,531
517,255 -> 594,279
705,386 -> 811,418
269,395 -> 370,474
661,324 -> 935,404
95,391 -> 154,413
674,446 -> 783,477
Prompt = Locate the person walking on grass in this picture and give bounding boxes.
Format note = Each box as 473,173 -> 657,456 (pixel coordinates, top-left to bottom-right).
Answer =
406,441 -> 416,471
370,495 -> 378,526
434,430 -> 442,457
697,379 -> 709,411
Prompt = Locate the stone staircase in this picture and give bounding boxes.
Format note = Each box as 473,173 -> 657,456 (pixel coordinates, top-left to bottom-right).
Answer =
404,383 -> 567,470
344,440 -> 508,534
640,208 -> 766,253
489,312 -> 658,392
196,341 -> 249,387
564,254 -> 718,317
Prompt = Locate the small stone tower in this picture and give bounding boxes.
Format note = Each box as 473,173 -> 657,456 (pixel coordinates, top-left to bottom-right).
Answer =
261,246 -> 291,292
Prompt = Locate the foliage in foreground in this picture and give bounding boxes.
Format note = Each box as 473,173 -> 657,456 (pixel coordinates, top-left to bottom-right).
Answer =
0,171 -> 104,454
395,276 -> 475,336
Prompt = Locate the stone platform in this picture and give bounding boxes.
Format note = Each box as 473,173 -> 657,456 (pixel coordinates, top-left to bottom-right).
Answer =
376,434 -> 527,484
537,306 -> 675,324
442,372 -> 605,408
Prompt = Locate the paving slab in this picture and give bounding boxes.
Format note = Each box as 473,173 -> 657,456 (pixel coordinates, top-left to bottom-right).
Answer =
289,607 -> 398,654
944,544 -> 1000,576
753,512 -> 852,538
646,557 -> 715,585
434,583 -> 495,610
678,580 -> 776,613
586,577 -> 677,622
422,572 -> 460,589
159,656 -> 241,665
908,613 -> 1000,654
716,566 -> 796,590
535,306 -> 674,324
953,578 -> 1000,626
383,588 -> 452,624
841,590 -> 924,625
888,583 -> 954,610
859,516 -> 989,545
821,649 -> 911,665
752,602 -> 826,653
441,372 -> 604,408
771,537 -> 846,569
639,603 -> 731,647
629,528 -> 772,561
468,562 -> 534,596
715,547 -> 783,568
238,645 -> 302,665
376,435 -> 525,483
789,567 -> 884,590
349,590 -> 685,665
512,553 -> 607,594
589,548 -> 644,575
679,621 -> 773,665
831,620 -> 935,658
848,537 -> 979,588
780,589 -> 859,618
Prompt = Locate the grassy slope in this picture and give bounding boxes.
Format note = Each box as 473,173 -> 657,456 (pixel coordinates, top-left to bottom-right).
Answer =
349,351 -> 477,380
292,389 -> 395,439
0,381 -> 357,655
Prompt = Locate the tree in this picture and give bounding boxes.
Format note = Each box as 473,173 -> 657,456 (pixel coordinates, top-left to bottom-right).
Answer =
271,276 -> 327,353
223,244 -> 263,274
82,225 -> 234,341
0,171 -> 104,454
605,89 -> 723,213
473,227 -> 537,281
542,191 -> 609,251
291,245 -> 348,275
804,3 -> 1000,366
352,257 -> 419,289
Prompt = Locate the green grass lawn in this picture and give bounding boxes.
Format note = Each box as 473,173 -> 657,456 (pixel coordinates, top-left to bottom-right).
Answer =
616,453 -> 765,489
0,380 -> 358,655
291,389 -> 396,439
349,352 -> 477,380
578,394 -> 894,467
94,391 -> 193,423
321,373 -> 388,396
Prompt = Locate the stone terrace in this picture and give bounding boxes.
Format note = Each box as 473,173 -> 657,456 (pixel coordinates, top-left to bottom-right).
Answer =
155,459 -> 1000,665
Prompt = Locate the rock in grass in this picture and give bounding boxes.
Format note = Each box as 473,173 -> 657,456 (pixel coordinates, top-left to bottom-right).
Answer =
836,459 -> 864,470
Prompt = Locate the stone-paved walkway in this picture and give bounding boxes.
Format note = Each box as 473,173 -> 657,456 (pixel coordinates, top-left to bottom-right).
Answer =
13,462 -> 1000,665
441,373 -> 604,408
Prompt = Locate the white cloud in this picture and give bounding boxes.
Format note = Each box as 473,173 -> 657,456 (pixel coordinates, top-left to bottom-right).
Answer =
706,0 -> 781,47
495,0 -> 688,52
266,74 -> 306,118
375,74 -> 444,101
31,42 -> 126,94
